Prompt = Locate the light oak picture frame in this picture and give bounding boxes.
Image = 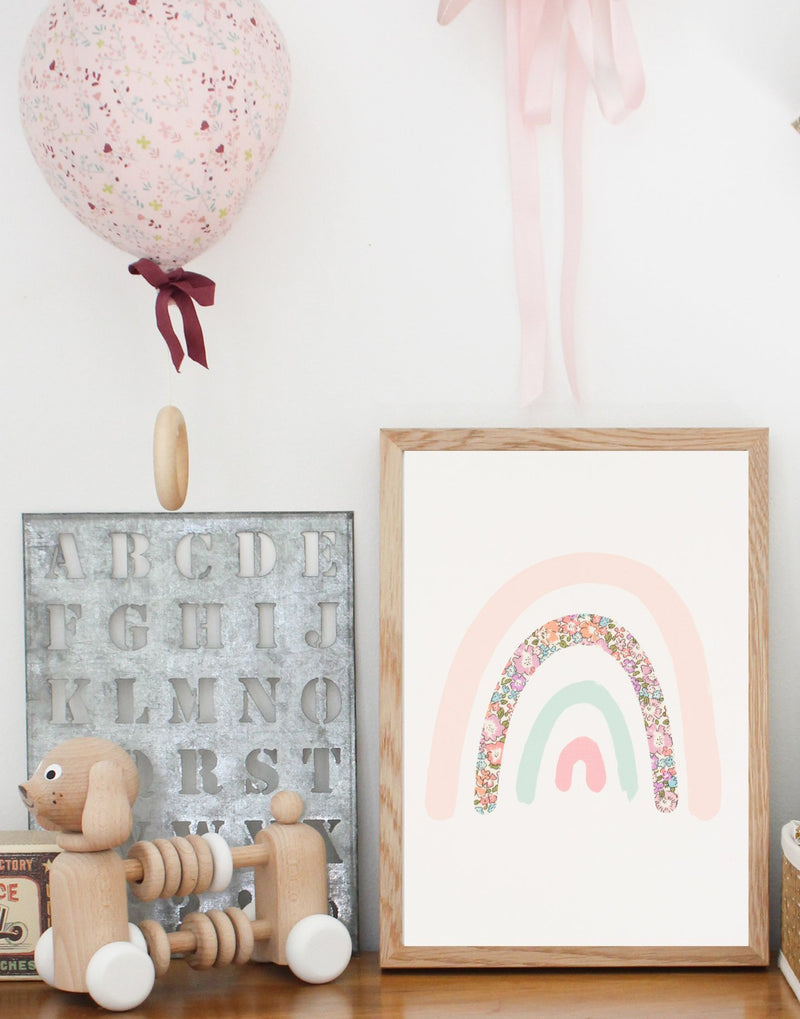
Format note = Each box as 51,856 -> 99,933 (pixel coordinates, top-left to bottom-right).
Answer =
379,428 -> 768,967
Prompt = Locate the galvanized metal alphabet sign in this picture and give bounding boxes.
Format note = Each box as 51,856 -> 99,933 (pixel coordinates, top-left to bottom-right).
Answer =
23,512 -> 358,944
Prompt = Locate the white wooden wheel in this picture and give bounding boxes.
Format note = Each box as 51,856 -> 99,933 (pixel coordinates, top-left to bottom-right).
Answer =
85,941 -> 156,1012
34,927 -> 55,986
284,914 -> 352,984
153,405 -> 189,510
128,922 -> 148,953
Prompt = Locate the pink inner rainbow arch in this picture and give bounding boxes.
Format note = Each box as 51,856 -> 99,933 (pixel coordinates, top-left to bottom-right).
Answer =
556,737 -> 606,793
475,613 -> 678,814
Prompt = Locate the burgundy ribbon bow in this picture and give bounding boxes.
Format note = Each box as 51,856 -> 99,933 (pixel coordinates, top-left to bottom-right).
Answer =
129,258 -> 216,371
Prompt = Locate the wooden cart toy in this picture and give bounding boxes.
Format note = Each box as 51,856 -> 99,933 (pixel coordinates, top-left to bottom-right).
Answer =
18,736 -> 352,1011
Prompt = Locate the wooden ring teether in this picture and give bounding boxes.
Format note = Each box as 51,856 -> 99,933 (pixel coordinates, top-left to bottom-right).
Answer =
170,836 -> 200,897
153,405 -> 189,510
205,909 -> 237,968
182,912 -> 218,970
139,920 -> 172,978
186,834 -> 214,895
153,837 -> 183,899
127,841 -> 166,902
224,907 -> 255,965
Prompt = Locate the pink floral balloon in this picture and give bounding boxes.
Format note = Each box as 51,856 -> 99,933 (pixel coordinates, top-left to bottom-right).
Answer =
19,0 -> 291,269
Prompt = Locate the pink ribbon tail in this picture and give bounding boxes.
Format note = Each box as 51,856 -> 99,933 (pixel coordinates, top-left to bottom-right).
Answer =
561,25 -> 589,401
502,0 -> 644,403
507,0 -> 553,403
437,0 -> 474,25
128,258 -> 215,371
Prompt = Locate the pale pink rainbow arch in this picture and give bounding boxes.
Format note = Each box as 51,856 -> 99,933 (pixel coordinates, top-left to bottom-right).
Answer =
425,553 -> 721,822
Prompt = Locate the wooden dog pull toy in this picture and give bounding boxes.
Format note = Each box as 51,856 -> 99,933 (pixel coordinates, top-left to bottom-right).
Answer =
18,738 -> 352,1011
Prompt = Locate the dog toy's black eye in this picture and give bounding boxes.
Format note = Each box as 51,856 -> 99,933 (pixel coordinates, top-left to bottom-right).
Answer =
44,764 -> 62,781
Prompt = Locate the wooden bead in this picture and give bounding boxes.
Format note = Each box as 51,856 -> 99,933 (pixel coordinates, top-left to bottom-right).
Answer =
224,908 -> 254,966
186,834 -> 214,895
153,838 -> 183,898
171,836 -> 199,896
205,910 -> 237,968
181,912 -> 218,971
270,790 -> 304,825
127,841 -> 166,901
153,405 -> 189,511
138,920 -> 172,978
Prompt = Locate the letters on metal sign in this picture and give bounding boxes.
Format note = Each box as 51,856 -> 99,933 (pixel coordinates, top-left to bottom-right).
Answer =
22,512 -> 358,945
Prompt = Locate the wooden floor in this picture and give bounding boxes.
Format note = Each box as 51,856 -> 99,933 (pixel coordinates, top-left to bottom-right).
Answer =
2,953 -> 800,1017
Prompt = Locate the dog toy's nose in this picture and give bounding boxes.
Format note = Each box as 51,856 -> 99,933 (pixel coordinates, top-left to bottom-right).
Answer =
18,785 -> 33,810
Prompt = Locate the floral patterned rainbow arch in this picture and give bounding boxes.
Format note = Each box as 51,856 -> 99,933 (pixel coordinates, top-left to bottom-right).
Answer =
475,613 -> 678,814
425,553 -> 720,823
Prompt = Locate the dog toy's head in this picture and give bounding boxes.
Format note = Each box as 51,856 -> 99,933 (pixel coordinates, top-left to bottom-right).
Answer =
19,737 -> 139,852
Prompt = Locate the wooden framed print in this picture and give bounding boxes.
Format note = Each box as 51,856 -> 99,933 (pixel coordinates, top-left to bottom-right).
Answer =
379,428 -> 768,967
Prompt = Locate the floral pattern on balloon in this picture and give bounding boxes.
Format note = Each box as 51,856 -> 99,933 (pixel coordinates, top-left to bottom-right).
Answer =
19,0 -> 291,268
475,613 -> 678,815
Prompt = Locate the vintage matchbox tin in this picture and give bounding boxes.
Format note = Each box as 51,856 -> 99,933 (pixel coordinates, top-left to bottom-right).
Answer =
0,831 -> 59,980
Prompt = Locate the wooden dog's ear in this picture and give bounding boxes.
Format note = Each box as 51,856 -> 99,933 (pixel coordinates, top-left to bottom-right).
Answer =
58,758 -> 133,852
83,758 -> 133,850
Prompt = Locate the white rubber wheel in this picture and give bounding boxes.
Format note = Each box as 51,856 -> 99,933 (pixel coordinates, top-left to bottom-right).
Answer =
129,922 -> 148,953
34,927 -> 55,986
85,941 -> 156,1012
202,832 -> 234,893
284,914 -> 352,984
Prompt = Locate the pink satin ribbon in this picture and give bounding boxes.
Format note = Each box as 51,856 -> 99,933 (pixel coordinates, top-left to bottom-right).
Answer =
440,0 -> 644,401
129,259 -> 215,371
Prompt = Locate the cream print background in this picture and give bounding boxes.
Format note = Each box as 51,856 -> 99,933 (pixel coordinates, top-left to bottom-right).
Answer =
403,451 -> 749,947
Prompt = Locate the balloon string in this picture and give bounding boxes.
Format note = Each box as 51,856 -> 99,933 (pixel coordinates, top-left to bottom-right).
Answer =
128,259 -> 215,371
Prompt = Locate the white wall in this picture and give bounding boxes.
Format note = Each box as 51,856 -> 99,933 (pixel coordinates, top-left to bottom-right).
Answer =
2,1 -> 800,953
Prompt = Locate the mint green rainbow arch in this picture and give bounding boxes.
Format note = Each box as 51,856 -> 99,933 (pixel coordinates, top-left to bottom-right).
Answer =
516,681 -> 638,804
475,613 -> 678,814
